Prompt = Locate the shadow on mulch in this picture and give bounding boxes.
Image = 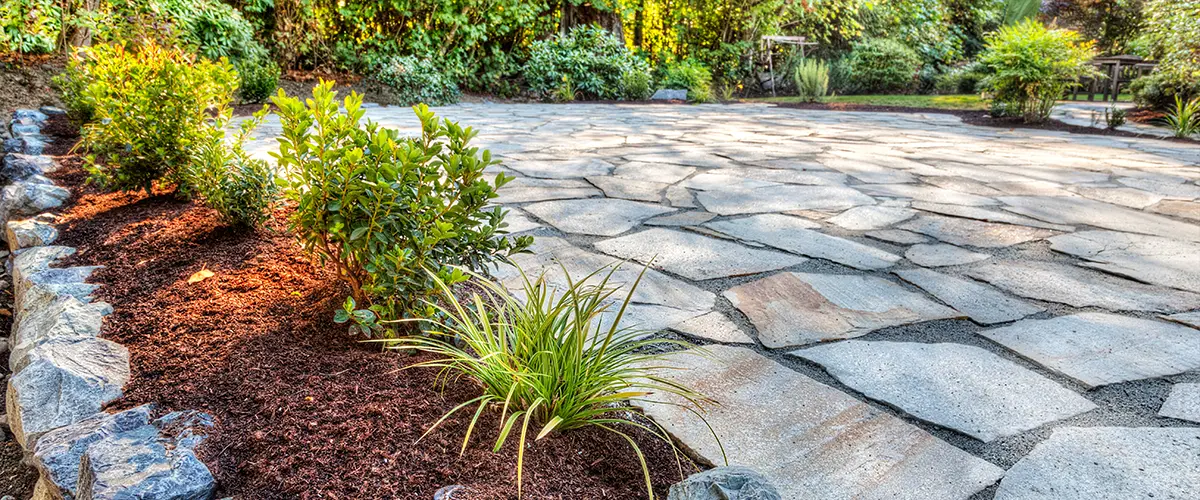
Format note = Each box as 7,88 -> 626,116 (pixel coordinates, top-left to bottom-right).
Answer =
44,150 -> 696,498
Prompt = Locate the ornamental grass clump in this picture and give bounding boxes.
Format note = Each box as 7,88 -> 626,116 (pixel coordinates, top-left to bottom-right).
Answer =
272,81 -> 532,334
1161,95 -> 1200,138
388,264 -> 721,499
793,59 -> 830,102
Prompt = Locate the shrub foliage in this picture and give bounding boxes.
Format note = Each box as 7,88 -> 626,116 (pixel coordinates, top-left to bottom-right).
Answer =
845,38 -> 922,93
186,107 -> 278,227
660,59 -> 714,102
793,59 -> 830,102
272,81 -> 532,331
979,19 -> 1098,122
372,55 -> 462,106
523,26 -> 650,100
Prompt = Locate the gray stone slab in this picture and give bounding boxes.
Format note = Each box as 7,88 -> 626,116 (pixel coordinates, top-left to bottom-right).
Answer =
1000,196 -> 1200,242
506,158 -> 613,178
671,311 -> 755,344
495,177 -> 600,203
651,89 -> 688,100
1070,186 -> 1165,209
979,313 -> 1200,388
594,228 -> 806,280
858,184 -> 999,206
1049,230 -> 1200,294
586,176 -> 669,202
706,214 -> 901,270
638,345 -> 1004,500
904,244 -> 990,267
826,206 -> 916,230
1162,311 -> 1200,329
967,261 -> 1200,313
645,211 -> 716,226
899,215 -> 1056,248
612,162 -> 695,183
866,229 -> 930,245
499,209 -> 541,234
724,272 -> 962,348
1117,177 -> 1200,200
524,198 -> 673,236
910,201 -> 1074,231
695,185 -> 875,215
994,427 -> 1200,500
895,268 -> 1043,325
793,341 -> 1096,442
1149,199 -> 1200,221
1159,383 -> 1200,423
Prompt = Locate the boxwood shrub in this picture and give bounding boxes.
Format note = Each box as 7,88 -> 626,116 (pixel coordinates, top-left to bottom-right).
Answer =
845,38 -> 922,93
523,25 -> 650,100
373,55 -> 461,106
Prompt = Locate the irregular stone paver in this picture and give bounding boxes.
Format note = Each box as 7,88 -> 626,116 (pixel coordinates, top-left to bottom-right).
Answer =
706,214 -> 901,270
495,177 -> 600,203
904,244 -> 990,267
979,313 -> 1200,388
994,427 -> 1200,500
594,228 -> 805,280
500,209 -> 541,234
1149,199 -> 1200,221
858,184 -> 998,206
611,162 -> 695,183
1162,311 -> 1200,329
895,268 -> 1043,325
968,261 -> 1200,312
638,346 -> 1004,500
1048,230 -> 1200,293
644,211 -> 715,226
671,311 -> 754,344
1117,177 -> 1200,199
826,206 -> 916,230
899,215 -> 1056,248
910,201 -> 1073,231
1070,186 -> 1165,209
724,272 -> 961,348
695,184 -> 875,215
794,341 -> 1096,442
866,229 -> 930,245
524,198 -> 673,236
586,175 -> 669,202
506,158 -> 613,178
1159,384 -> 1200,423
1000,196 -> 1200,242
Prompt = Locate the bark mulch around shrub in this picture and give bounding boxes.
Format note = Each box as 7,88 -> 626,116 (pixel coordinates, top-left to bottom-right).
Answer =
44,135 -> 696,499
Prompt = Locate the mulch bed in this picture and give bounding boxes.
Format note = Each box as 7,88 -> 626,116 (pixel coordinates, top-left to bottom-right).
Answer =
770,101 -> 1199,144
41,118 -> 694,499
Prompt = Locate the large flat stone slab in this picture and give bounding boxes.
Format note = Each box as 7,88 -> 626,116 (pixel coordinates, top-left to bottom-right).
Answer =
858,184 -> 998,206
794,340 -> 1096,442
506,158 -> 613,178
978,313 -> 1200,388
586,176 -> 669,202
495,178 -> 600,203
524,198 -> 673,236
695,185 -> 875,215
898,215 -> 1056,248
724,272 -> 961,348
1162,311 -> 1200,329
638,345 -> 1004,500
999,196 -> 1200,242
1048,231 -> 1200,294
594,228 -> 805,280
967,261 -> 1200,313
910,201 -> 1073,231
1159,384 -> 1200,423
671,312 -> 755,344
894,268 -> 1043,324
904,244 -> 990,267
826,206 -> 916,230
994,427 -> 1200,500
706,214 -> 901,270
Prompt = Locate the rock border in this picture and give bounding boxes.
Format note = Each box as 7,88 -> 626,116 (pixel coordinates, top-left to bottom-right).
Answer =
2,109 -> 217,499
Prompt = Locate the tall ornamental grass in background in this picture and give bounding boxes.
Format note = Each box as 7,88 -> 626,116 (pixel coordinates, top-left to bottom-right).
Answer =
273,81 -> 532,334
388,265 -> 721,499
979,19 -> 1099,122
793,59 -> 830,102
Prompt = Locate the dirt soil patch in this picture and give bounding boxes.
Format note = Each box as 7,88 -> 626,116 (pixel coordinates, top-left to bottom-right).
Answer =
42,123 -> 694,498
0,55 -> 65,118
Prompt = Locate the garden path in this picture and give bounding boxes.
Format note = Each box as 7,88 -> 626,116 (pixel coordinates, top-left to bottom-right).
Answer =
242,102 -> 1200,500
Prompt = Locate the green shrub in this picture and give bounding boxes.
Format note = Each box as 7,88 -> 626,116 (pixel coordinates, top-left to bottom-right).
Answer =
933,64 -> 987,95
550,76 -> 577,102
0,0 -> 60,53
523,26 -> 648,100
387,264 -> 717,498
372,55 -> 461,106
661,59 -> 714,102
828,57 -> 854,94
1137,0 -> 1200,110
235,51 -> 281,103
793,59 -> 830,102
186,107 -> 277,227
1161,95 -> 1200,138
1130,73 -> 1200,112
1103,105 -> 1127,130
620,69 -> 653,100
979,19 -> 1099,122
272,81 -> 532,331
70,40 -> 238,193
844,38 -> 922,93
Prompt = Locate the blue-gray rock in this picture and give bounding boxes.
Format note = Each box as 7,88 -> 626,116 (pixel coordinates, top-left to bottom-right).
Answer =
652,89 -> 688,100
32,406 -> 154,499
9,294 -> 104,371
6,218 -> 59,251
0,181 -> 70,224
14,109 -> 50,123
2,153 -> 54,183
18,136 -> 48,155
667,467 -> 782,500
11,123 -> 41,137
39,106 -> 66,116
2,138 -> 21,154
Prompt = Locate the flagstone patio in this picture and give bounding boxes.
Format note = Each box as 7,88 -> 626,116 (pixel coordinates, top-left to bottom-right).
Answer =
243,102 -> 1200,499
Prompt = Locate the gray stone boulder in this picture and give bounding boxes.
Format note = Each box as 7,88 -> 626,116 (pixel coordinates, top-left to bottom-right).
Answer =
11,123 -> 42,137
668,467 -> 782,500
652,89 -> 689,100
2,138 -> 21,154
32,406 -> 216,500
39,106 -> 66,117
7,219 -> 59,251
2,153 -> 54,183
14,109 -> 50,124
0,181 -> 70,224
9,294 -> 105,371
11,246 -> 102,314
6,337 -> 130,447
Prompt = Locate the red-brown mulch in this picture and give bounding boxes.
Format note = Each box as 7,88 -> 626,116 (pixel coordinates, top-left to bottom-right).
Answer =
45,142 -> 695,498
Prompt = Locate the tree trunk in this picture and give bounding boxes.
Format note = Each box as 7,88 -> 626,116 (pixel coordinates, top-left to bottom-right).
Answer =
58,0 -> 99,53
559,1 -> 624,39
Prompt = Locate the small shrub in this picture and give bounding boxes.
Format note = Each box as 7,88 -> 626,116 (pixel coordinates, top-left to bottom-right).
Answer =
844,38 -> 922,93
1161,95 -> 1200,138
551,76 -> 577,102
186,107 -> 277,227
717,82 -> 736,102
1103,105 -> 1127,130
979,19 -> 1099,122
373,55 -> 461,106
620,69 -> 653,100
1130,73 -> 1200,112
793,59 -> 830,102
272,81 -> 532,331
523,26 -> 650,100
235,51 -> 281,104
661,60 -> 713,103
828,57 -> 854,94
0,0 -> 60,53
933,67 -> 986,95
388,264 -> 719,498
70,40 -> 238,193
